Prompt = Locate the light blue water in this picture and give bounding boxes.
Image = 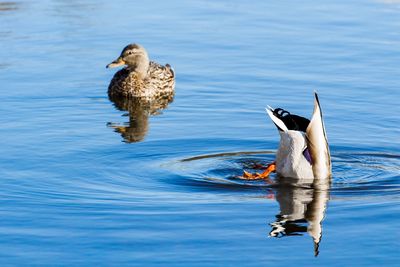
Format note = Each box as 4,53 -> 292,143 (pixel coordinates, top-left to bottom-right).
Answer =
0,0 -> 399,266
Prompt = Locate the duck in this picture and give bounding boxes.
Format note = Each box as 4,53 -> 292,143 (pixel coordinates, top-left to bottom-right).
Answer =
106,43 -> 175,100
243,92 -> 331,180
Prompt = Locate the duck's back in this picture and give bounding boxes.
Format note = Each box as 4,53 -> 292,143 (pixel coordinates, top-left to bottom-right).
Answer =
108,61 -> 175,99
144,62 -> 175,98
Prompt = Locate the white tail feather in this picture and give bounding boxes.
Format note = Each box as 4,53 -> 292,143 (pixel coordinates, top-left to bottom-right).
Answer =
266,107 -> 288,132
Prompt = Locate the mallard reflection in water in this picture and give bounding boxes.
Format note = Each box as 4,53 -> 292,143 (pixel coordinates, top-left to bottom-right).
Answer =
269,178 -> 330,257
107,94 -> 174,143
106,43 -> 175,100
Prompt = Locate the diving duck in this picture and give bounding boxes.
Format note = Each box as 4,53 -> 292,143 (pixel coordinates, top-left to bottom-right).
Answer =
106,43 -> 175,99
243,93 -> 331,180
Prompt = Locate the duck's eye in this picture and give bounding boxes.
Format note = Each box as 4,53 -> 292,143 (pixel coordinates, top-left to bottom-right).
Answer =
127,49 -> 138,55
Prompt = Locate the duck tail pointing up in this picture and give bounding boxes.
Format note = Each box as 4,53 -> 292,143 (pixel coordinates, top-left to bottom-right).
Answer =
266,106 -> 288,132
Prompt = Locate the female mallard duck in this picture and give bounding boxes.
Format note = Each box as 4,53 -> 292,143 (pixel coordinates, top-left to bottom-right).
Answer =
243,93 -> 331,180
106,43 -> 175,99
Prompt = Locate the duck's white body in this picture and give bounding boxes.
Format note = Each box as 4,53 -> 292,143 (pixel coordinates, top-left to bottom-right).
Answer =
267,93 -> 331,180
275,131 -> 314,178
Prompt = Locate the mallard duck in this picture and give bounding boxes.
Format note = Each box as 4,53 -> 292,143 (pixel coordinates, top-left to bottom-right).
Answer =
106,43 -> 175,99
243,93 -> 331,180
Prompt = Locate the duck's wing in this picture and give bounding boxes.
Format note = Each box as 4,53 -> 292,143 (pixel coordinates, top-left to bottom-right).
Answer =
147,61 -> 175,91
305,93 -> 331,180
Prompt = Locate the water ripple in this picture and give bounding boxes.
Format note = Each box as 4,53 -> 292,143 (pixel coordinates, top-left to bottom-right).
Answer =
166,149 -> 400,198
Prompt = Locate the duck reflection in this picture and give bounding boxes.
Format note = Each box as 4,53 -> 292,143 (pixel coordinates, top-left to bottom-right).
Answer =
0,2 -> 18,12
269,177 -> 330,257
107,94 -> 174,143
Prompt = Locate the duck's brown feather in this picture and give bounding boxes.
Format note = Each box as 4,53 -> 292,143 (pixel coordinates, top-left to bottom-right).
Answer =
108,61 -> 175,100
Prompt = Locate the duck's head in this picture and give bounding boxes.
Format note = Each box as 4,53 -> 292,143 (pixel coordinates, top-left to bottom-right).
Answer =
106,43 -> 150,78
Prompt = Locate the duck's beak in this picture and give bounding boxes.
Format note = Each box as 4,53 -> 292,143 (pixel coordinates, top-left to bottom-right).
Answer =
106,57 -> 125,68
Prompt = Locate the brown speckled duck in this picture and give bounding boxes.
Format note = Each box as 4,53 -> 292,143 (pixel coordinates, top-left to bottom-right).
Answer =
106,44 -> 175,99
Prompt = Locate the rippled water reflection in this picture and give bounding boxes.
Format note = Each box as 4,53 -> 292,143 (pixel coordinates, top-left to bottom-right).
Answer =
168,149 -> 399,258
0,0 -> 399,266
107,95 -> 174,143
173,150 -> 400,196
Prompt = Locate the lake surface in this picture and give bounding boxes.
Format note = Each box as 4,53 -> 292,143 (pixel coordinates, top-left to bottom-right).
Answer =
0,0 -> 399,266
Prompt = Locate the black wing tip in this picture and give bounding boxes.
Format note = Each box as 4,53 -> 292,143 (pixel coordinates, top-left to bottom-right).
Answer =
314,91 -> 320,105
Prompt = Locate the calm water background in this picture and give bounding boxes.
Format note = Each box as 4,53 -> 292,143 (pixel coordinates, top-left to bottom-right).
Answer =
0,0 -> 399,266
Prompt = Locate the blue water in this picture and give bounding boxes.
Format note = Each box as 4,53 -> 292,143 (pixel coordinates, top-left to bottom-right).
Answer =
1,0 -> 399,266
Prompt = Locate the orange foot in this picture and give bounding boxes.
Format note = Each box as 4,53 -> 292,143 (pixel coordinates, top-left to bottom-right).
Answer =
239,162 -> 276,180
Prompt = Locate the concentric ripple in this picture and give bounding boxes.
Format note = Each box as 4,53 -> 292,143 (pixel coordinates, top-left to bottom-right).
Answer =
167,149 -> 400,198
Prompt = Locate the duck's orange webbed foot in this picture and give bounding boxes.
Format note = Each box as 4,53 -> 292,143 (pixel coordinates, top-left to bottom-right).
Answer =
239,162 -> 276,180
